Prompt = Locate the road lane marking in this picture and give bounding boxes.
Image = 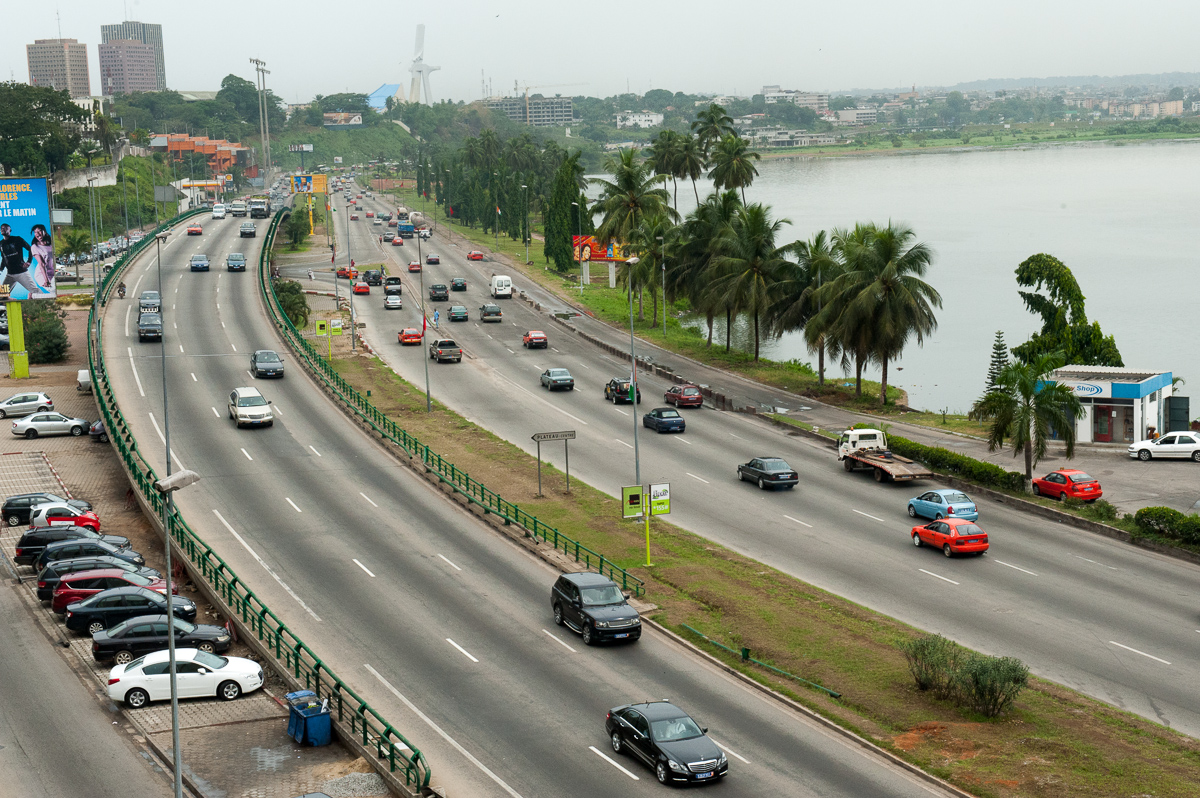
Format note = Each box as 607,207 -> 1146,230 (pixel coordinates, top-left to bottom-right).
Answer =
438,554 -> 462,571
686,472 -> 709,484
784,514 -> 813,528
853,509 -> 887,524
124,304 -> 131,336
446,638 -> 479,662
212,509 -> 321,621
589,746 -> 639,780
353,559 -> 376,578
995,560 -> 1037,576
231,344 -> 237,351
729,433 -> 742,439
147,413 -> 185,470
615,439 -> 633,449
286,498 -> 302,513
211,407 -> 220,417
542,629 -> 577,652
128,347 -> 145,397
675,437 -> 692,445
364,665 -> 524,798
179,344 -> 184,353
190,372 -> 197,382
246,371 -> 253,378
241,448 -> 253,461
272,404 -> 283,415
919,569 -> 959,585
1109,641 -> 1171,665
614,408 -> 628,416
221,321 -> 226,328
578,363 -> 590,369
709,737 -> 749,763
506,348 -> 514,353
302,445 -> 320,458
552,347 -> 561,352
1075,555 -> 1119,571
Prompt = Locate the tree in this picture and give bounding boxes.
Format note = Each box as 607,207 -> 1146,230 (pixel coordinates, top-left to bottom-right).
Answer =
0,82 -> 87,175
625,213 -> 676,325
216,74 -> 261,125
970,352 -> 1083,484
675,133 -> 707,205
592,148 -> 675,248
691,103 -> 735,155
58,229 -> 92,263
79,140 -> 103,168
708,134 -> 760,204
985,331 -> 1009,395
646,130 -> 683,211
1010,253 -> 1122,367
673,190 -> 741,348
710,204 -> 791,360
284,207 -> 311,245
769,230 -> 841,384
22,301 -> 69,363
274,280 -> 311,328
544,152 -> 582,272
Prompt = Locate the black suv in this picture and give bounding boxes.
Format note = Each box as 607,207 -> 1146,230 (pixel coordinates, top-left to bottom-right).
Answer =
36,557 -> 160,601
365,270 -> 383,286
450,277 -> 467,291
479,303 -> 502,322
604,378 -> 642,404
64,586 -> 197,634
138,312 -> 163,342
384,276 -> 403,296
429,284 -> 449,301
605,700 -> 728,785
15,526 -> 130,567
550,572 -> 641,645
3,492 -> 91,526
37,538 -> 145,571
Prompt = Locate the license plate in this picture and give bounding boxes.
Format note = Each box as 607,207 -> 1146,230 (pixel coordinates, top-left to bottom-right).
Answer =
614,633 -> 629,639
695,772 -> 713,779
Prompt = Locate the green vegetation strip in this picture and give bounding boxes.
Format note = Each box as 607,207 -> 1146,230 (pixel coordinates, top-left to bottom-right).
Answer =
681,624 -> 841,698
90,210 -> 431,791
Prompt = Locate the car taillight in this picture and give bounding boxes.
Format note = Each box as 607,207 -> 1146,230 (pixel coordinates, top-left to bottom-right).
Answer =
15,547 -> 23,556
947,506 -> 954,514
107,677 -> 120,685
92,641 -> 99,652
37,581 -> 46,588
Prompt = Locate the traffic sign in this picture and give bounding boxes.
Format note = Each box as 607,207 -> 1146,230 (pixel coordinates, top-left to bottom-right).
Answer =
314,320 -> 328,334
531,430 -> 576,442
622,485 -> 644,519
650,483 -> 670,515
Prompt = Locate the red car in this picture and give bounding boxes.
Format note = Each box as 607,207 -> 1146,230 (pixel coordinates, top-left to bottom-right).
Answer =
398,328 -> 422,345
356,194 -> 363,199
1032,469 -> 1103,502
186,223 -> 202,235
350,213 -> 359,221
426,254 -> 440,265
366,211 -> 375,218
522,330 -> 548,349
32,504 -> 101,532
387,219 -> 398,227
408,261 -> 422,273
336,266 -> 358,279
51,568 -> 174,613
348,199 -> 356,205
391,237 -> 404,246
353,282 -> 370,294
467,251 -> 484,261
911,518 -> 989,557
665,384 -> 703,408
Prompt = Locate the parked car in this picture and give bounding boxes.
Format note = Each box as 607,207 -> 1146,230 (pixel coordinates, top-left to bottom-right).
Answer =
550,572 -> 641,645
0,391 -> 53,418
479,303 -> 502,322
398,328 -> 422,345
52,569 -> 173,613
604,378 -> 641,404
189,254 -> 210,272
737,457 -> 798,490
228,387 -> 273,428
250,350 -> 285,378
137,312 -> 163,342
29,503 -> 101,531
1128,432 -> 1200,461
186,222 -> 202,235
664,384 -> 703,408
643,407 -> 686,433
467,251 -> 484,261
911,518 -> 990,557
106,649 -> 264,708
384,277 -> 403,295
428,338 -> 462,363
450,277 -> 467,291
429,284 -> 449,301
36,557 -> 159,601
907,489 -> 979,521
93,615 -> 232,664
426,254 -> 440,265
65,586 -> 195,634
226,253 -> 247,272
447,305 -> 468,322
15,526 -> 126,566
353,281 -> 370,294
1031,469 -> 1103,502
540,368 -> 575,391
605,700 -> 727,784
37,538 -> 145,572
3,492 -> 90,526
384,295 -> 403,310
523,331 -> 548,349
10,411 -> 89,439
240,223 -> 257,237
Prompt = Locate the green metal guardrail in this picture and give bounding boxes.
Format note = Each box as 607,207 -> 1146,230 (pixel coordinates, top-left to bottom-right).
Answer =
89,209 -> 432,791
260,209 -> 645,598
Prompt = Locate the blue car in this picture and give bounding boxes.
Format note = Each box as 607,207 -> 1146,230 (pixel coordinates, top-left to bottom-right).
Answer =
189,254 -> 210,272
642,407 -> 686,433
907,489 -> 978,521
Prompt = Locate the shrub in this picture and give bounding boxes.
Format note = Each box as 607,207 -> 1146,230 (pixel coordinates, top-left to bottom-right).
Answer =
900,634 -> 959,697
1134,506 -> 1200,544
954,654 -> 1029,718
21,301 -> 70,363
887,435 -> 1025,492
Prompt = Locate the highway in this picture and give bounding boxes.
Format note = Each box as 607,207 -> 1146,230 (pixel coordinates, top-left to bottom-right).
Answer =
100,204 -> 959,796
339,184 -> 1200,739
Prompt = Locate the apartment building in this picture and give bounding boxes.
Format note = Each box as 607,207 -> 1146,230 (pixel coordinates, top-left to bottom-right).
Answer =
26,38 -> 91,98
835,107 -> 878,126
761,86 -> 830,112
98,39 -> 158,95
615,111 -> 664,129
486,95 -> 574,127
100,20 -> 166,91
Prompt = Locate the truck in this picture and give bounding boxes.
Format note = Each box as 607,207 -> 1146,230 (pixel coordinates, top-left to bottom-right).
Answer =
229,200 -> 248,217
396,207 -> 410,222
398,222 -> 415,239
248,196 -> 271,218
837,428 -> 933,482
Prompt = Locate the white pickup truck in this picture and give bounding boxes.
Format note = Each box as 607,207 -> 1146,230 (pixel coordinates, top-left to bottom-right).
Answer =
837,428 -> 932,482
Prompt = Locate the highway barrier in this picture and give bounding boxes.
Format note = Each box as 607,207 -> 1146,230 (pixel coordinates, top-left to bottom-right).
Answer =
89,210 -> 432,793
260,209 -> 645,598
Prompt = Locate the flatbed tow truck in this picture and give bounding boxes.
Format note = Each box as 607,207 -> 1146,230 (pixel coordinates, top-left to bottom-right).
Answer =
837,428 -> 933,482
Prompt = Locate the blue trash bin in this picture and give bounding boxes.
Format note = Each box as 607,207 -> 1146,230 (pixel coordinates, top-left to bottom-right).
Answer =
285,690 -> 331,747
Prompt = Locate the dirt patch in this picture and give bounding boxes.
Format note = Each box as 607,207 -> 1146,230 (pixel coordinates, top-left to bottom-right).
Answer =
311,757 -> 376,780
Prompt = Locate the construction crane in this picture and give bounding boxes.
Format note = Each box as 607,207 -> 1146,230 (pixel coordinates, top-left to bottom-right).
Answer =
515,81 -> 587,122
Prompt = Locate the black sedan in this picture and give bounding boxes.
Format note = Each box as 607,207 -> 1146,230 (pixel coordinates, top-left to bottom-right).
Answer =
65,586 -> 197,634
92,614 -> 232,664
605,700 -> 728,785
250,349 -> 285,378
450,277 -> 467,291
737,457 -> 799,490
604,378 -> 641,405
3,492 -> 92,526
36,556 -> 160,601
643,407 -> 685,433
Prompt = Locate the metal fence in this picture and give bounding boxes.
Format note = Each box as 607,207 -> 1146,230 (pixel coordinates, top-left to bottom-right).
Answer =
88,210 -> 432,791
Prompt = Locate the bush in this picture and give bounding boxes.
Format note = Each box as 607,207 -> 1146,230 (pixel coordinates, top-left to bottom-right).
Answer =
900,634 -> 1029,718
900,634 -> 958,697
1134,506 -> 1200,544
21,301 -> 70,363
887,434 -> 1025,492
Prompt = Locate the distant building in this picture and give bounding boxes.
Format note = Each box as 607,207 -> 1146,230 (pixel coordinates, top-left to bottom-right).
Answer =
176,91 -> 219,102
100,21 -> 166,91
486,95 -> 573,127
98,39 -> 157,95
835,107 -> 878,126
367,84 -> 405,111
26,38 -> 91,98
761,85 -> 830,112
615,111 -> 664,129
149,132 -> 254,174
746,127 -> 839,148
71,96 -> 108,134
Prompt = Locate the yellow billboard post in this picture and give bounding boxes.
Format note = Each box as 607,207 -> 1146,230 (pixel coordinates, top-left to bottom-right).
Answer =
7,301 -> 27,378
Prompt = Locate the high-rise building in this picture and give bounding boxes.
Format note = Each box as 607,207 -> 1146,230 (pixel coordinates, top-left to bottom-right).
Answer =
100,20 -> 165,91
98,39 -> 158,95
485,95 -> 574,127
26,38 -> 91,98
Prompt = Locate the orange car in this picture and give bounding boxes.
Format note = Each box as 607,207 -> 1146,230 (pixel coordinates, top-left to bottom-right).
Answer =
186,223 -> 202,235
408,261 -> 422,273
398,327 -> 422,345
910,518 -> 989,557
350,213 -> 359,221
1032,469 -> 1103,502
522,330 -> 548,349
366,211 -> 375,218
390,237 -> 404,246
467,251 -> 484,261
336,266 -> 359,279
353,282 -> 370,294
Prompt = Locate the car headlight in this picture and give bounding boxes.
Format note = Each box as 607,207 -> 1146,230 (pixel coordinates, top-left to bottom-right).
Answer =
631,618 -> 641,624
669,760 -> 687,773
718,753 -> 727,766
217,634 -> 230,642
594,620 -> 608,628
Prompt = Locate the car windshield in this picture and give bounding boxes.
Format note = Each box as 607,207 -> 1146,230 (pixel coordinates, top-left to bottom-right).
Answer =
1068,473 -> 1095,483
954,523 -> 984,536
943,492 -> 972,503
142,293 -> 160,302
108,619 -> 131,636
237,395 -> 268,407
549,369 -> 570,378
658,409 -> 680,418
190,256 -> 205,262
194,651 -> 228,669
140,314 -> 162,324
762,459 -> 792,471
126,573 -> 153,586
580,584 -> 624,606
256,352 -> 281,363
650,716 -> 704,743
683,388 -> 700,396
174,619 -> 197,633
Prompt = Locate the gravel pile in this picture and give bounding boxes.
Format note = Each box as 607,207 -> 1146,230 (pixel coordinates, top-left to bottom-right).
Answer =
321,771 -> 388,798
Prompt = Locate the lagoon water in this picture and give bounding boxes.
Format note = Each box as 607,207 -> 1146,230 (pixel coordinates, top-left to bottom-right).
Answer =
668,139 -> 1200,412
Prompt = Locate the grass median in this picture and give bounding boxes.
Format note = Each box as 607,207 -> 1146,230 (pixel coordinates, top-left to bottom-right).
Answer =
330,351 -> 1200,798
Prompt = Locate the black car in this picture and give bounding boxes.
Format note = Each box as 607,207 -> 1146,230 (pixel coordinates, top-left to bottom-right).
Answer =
138,312 -> 163,342
37,538 -> 145,571
15,526 -> 130,567
429,284 -> 449,301
226,253 -> 247,272
605,378 -> 642,405
643,407 -> 686,433
364,270 -> 383,286
36,557 -> 160,601
65,586 -> 197,634
447,305 -> 468,322
605,700 -> 728,785
3,492 -> 91,526
250,349 -> 285,378
240,222 -> 257,237
480,303 -> 502,322
92,614 -> 232,664
737,457 -> 799,490
384,276 -> 403,296
450,277 -> 467,291
550,572 -> 641,645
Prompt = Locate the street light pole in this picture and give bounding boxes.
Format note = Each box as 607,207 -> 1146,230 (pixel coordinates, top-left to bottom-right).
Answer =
443,169 -> 452,246
657,235 -> 665,337
344,191 -> 355,352
419,233 -> 431,411
521,184 -> 528,264
571,201 -> 583,295
626,256 -> 642,486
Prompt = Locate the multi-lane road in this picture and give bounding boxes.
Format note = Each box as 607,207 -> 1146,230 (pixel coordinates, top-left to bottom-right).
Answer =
101,204 -> 960,796
336,185 -> 1200,739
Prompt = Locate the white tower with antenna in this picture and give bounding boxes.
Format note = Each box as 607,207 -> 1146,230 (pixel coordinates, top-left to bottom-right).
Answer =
407,25 -> 440,106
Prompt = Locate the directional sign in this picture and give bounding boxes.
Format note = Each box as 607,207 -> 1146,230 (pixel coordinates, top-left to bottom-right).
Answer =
650,483 -> 670,515
532,430 -> 576,443
622,485 -> 644,519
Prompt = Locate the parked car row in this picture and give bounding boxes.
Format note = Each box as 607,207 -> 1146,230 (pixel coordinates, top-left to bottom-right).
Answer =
0,392 -> 96,439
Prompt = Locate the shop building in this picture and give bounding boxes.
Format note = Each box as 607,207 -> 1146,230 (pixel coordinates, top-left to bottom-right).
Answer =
1047,366 -> 1173,443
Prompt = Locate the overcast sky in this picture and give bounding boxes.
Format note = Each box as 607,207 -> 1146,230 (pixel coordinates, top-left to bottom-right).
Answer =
5,1 -> 1199,105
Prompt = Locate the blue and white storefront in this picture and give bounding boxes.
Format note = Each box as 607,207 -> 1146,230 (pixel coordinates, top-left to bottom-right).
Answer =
1048,366 -> 1173,444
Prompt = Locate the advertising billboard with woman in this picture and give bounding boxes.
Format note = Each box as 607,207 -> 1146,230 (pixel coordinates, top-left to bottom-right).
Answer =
0,178 -> 56,300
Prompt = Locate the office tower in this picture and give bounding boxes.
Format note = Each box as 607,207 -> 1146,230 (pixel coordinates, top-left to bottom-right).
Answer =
100,20 -> 165,91
98,40 -> 158,95
26,38 -> 91,97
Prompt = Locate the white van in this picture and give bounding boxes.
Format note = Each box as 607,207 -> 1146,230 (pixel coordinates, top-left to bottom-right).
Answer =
490,274 -> 513,299
211,203 -> 226,219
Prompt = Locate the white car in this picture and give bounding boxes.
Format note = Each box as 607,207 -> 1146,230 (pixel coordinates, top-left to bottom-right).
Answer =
228,387 -> 274,428
106,648 -> 264,708
11,411 -> 90,438
1128,432 -> 1200,461
384,295 -> 403,310
211,204 -> 226,219
29,502 -> 98,528
0,391 -> 54,418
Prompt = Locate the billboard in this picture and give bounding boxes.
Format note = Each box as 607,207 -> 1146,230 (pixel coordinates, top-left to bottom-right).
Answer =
288,143 -> 314,152
333,157 -> 343,164
0,178 -> 56,301
322,113 -> 363,128
292,174 -> 328,194
573,235 -> 628,263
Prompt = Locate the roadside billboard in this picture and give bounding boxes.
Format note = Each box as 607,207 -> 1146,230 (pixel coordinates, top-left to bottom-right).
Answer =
292,174 -> 328,194
0,178 -> 56,301
333,156 -> 343,164
572,235 -> 628,263
322,113 -> 363,128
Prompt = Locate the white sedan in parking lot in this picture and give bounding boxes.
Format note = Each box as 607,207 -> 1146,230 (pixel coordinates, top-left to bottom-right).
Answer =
1128,432 -> 1200,461
106,648 -> 264,708
11,411 -> 91,438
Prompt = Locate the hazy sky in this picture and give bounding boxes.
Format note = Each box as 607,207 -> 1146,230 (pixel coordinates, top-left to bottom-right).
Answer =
5,1 -> 1199,105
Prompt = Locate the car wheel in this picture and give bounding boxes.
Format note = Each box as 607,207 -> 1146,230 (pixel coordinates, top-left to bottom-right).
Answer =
114,650 -> 135,665
582,624 -> 596,646
1193,451 -> 1200,463
1057,492 -> 1064,502
198,642 -> 216,653
553,603 -> 564,626
99,433 -> 109,443
0,410 -> 6,419
907,505 -> 917,518
70,426 -> 83,436
912,533 -> 922,547
611,731 -> 623,755
1031,484 -> 1041,496
6,515 -> 19,526
1138,449 -> 1151,461
218,680 -> 242,701
758,477 -> 765,490
125,688 -> 149,709
656,762 -> 669,784
37,406 -> 49,412
88,621 -> 105,634
24,430 -> 37,439
943,544 -> 953,558
934,513 -> 943,520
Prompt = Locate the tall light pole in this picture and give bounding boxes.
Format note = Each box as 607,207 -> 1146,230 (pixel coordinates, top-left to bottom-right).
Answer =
521,184 -> 528,264
86,176 -> 99,312
443,169 -> 452,245
571,200 -> 583,295
626,256 -> 642,485
344,193 -> 356,352
418,233 -> 431,411
250,59 -> 270,184
658,235 -> 666,337
493,172 -> 500,249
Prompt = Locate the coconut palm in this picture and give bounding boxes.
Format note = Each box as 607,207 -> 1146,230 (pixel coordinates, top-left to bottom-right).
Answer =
591,148 -> 676,248
809,224 -> 877,396
708,135 -> 760,204
675,133 -> 707,205
691,104 -> 735,155
646,130 -> 683,211
625,213 -> 676,326
478,128 -> 501,171
673,190 -> 741,348
970,352 -> 1083,484
462,136 -> 482,170
768,230 -> 842,384
710,204 -> 792,361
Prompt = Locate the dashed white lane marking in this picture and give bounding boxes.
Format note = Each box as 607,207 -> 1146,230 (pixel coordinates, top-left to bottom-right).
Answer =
995,560 -> 1037,576
686,472 -> 709,484
124,304 -> 131,337
231,344 -> 237,351
190,372 -> 197,382
729,433 -> 742,440
784,514 -> 813,528
446,638 -> 479,663
919,568 -> 959,585
240,447 -> 253,461
551,347 -> 561,352
179,344 -> 184,353
212,510 -> 320,620
615,439 -> 633,449
128,347 -> 145,397
853,509 -> 887,524
506,348 -> 514,353
221,321 -> 226,328
272,404 -> 283,415
614,408 -> 628,416
589,746 -> 639,780
438,554 -> 462,571
146,413 -> 185,470
211,407 -> 220,417
578,363 -> 590,369
542,629 -> 577,652
304,445 -> 320,458
353,559 -> 376,578
286,498 -> 302,513
1075,555 -> 1119,571
1109,641 -> 1170,665
675,437 -> 692,445
710,737 -> 750,763
246,371 -> 253,378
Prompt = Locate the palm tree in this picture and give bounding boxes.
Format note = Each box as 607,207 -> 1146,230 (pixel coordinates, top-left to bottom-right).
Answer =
691,104 -> 735,155
710,204 -> 791,360
478,129 -> 501,171
462,136 -> 482,170
970,352 -> 1083,485
626,213 -> 676,326
769,230 -> 841,384
591,148 -> 676,248
58,229 -> 92,265
708,135 -> 760,204
672,190 -> 740,348
646,130 -> 682,211
675,133 -> 707,205
810,224 -> 877,396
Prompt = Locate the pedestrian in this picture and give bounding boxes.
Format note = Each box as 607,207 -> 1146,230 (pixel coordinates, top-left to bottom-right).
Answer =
433,309 -> 440,327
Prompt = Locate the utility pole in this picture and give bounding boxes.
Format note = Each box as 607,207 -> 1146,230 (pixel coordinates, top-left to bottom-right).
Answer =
250,59 -> 270,185
522,184 -> 529,264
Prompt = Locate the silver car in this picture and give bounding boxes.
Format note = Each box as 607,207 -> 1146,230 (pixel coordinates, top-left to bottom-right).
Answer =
11,411 -> 90,438
0,391 -> 54,418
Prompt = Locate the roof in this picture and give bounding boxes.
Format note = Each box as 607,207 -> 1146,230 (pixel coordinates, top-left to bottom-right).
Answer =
1053,366 -> 1166,382
561,571 -> 617,588
368,83 -> 403,110
630,701 -> 688,720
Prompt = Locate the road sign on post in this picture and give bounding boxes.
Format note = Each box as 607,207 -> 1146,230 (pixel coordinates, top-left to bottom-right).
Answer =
650,483 -> 670,515
532,430 -> 576,496
621,485 -> 643,519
